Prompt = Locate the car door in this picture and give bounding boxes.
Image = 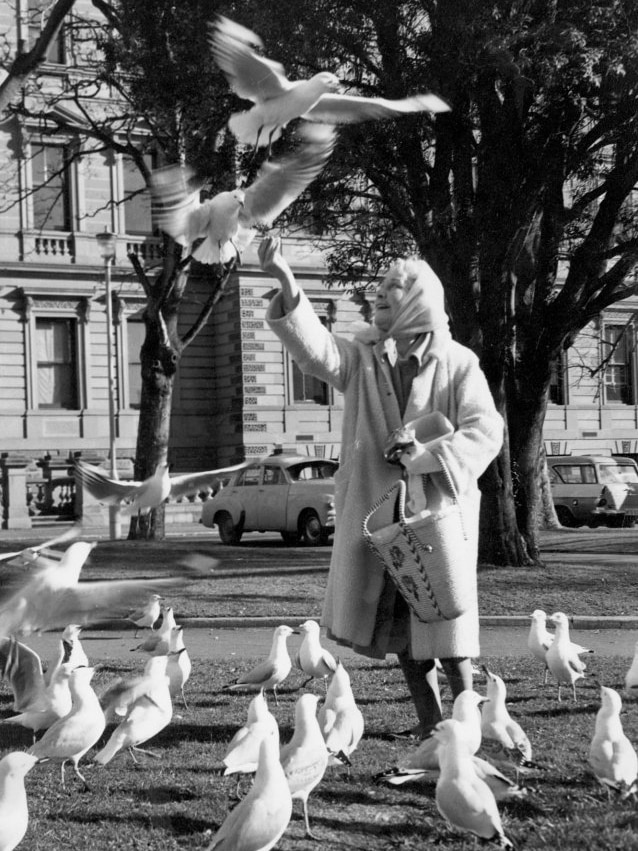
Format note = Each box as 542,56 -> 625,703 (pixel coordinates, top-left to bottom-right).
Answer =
233,465 -> 263,530
256,464 -> 290,530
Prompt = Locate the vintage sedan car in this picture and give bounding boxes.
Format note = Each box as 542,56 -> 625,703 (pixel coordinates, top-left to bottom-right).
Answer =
200,453 -> 337,545
548,454 -> 638,527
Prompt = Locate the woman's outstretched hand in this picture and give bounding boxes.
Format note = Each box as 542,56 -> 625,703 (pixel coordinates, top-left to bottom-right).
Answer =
258,236 -> 290,278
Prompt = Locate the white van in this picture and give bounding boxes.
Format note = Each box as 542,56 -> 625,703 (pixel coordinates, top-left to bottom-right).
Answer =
547,455 -> 638,527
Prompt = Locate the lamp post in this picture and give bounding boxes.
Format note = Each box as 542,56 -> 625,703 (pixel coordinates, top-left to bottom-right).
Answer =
96,230 -> 121,540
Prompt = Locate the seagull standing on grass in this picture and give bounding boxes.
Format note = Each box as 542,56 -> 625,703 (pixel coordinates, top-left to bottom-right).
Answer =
206,728 -> 292,851
94,656 -> 173,766
434,719 -> 515,849
480,666 -> 538,777
100,655 -> 170,726
132,605 -> 177,655
166,626 -> 191,710
294,619 -> 336,689
528,609 -> 593,685
374,690 -> 486,784
74,458 -> 249,515
624,640 -> 638,692
588,684 -> 638,798
222,624 -> 296,704
2,663 -> 73,740
209,15 -> 450,153
29,666 -> 106,791
280,693 -> 329,839
545,612 -> 587,701
221,690 -> 278,797
0,752 -> 39,851
317,660 -> 364,765
150,121 -> 335,266
45,624 -> 89,685
128,595 -> 162,638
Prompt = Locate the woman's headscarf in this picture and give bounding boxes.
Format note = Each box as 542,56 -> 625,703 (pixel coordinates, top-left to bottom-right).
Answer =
353,257 -> 449,343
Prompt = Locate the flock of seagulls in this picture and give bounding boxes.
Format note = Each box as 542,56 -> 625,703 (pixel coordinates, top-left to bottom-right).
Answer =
0,531 -> 637,851
147,13 -> 449,271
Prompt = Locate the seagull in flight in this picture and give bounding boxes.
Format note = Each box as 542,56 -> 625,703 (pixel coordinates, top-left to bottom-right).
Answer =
74,458 -> 250,515
209,15 -> 450,152
150,121 -> 335,265
0,539 -> 217,636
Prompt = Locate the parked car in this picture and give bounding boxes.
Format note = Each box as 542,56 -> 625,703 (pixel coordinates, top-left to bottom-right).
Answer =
547,454 -> 638,527
201,453 -> 337,545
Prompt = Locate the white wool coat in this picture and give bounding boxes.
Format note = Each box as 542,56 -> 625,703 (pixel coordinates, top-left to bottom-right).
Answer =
267,292 -> 503,660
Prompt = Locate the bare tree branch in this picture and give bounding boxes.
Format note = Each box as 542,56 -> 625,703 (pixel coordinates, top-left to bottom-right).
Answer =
0,0 -> 77,113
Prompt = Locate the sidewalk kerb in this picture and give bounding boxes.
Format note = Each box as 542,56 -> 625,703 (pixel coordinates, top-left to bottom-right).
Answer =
92,614 -> 638,631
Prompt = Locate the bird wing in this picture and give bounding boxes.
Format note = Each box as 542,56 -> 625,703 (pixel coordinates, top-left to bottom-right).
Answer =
303,92 -> 450,123
74,461 -> 143,504
168,461 -> 252,500
241,123 -> 335,227
149,164 -> 205,244
209,16 -> 291,103
320,648 -> 338,674
0,556 -> 217,635
0,637 -> 45,711
238,659 -> 278,686
0,523 -> 83,565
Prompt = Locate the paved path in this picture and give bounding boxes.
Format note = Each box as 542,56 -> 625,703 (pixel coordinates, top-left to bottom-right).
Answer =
20,621 -> 637,667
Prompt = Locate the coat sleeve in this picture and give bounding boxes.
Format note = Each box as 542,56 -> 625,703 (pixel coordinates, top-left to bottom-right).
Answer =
266,290 -> 357,393
433,351 -> 504,495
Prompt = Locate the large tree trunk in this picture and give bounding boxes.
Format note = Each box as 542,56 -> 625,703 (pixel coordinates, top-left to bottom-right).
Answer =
127,332 -> 179,540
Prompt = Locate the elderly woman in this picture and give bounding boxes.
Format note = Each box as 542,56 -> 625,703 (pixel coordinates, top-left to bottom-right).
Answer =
260,237 -> 503,737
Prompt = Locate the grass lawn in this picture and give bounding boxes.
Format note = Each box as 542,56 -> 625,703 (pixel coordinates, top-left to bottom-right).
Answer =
3,534 -> 630,620
1,530 -> 638,847
3,655 -> 638,850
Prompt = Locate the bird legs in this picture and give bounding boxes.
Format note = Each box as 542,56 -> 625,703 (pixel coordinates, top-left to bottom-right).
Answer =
61,758 -> 91,792
128,746 -> 161,763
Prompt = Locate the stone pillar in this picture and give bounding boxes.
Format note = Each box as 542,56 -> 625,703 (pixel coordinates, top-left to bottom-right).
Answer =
72,453 -> 109,529
1,454 -> 32,530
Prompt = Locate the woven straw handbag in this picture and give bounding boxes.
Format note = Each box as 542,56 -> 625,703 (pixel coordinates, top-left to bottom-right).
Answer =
362,462 -> 472,624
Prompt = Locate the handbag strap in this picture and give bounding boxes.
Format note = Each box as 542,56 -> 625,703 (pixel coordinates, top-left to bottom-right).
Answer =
362,479 -> 405,539
422,452 -> 468,541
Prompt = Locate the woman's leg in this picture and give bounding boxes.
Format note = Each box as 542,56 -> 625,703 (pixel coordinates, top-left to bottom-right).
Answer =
439,656 -> 473,699
396,650 -> 442,737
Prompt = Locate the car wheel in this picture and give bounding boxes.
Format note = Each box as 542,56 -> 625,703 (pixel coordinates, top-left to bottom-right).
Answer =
281,531 -> 300,545
216,511 -> 242,545
555,505 -> 577,528
299,510 -> 328,546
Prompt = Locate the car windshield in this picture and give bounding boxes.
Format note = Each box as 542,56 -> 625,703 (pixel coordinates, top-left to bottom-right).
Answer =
598,463 -> 638,484
287,461 -> 337,481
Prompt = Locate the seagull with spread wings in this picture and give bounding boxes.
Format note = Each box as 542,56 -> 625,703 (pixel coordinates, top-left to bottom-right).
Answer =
74,458 -> 249,515
149,121 -> 335,265
0,539 -> 217,636
209,15 -> 450,152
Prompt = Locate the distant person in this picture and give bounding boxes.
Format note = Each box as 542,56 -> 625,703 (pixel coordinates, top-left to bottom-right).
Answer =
260,236 -> 503,738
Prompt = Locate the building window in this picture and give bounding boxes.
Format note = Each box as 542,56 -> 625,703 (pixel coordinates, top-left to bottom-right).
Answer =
28,0 -> 66,64
126,319 -> 145,409
290,315 -> 330,405
603,324 -> 634,404
548,353 -> 566,405
31,144 -> 72,231
123,154 -> 153,235
35,317 -> 78,409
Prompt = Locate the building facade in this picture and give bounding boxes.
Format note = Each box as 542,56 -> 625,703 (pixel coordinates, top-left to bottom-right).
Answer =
1,0 -> 638,528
